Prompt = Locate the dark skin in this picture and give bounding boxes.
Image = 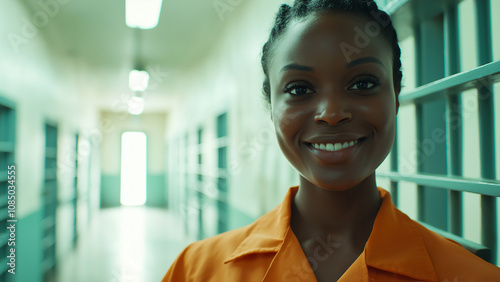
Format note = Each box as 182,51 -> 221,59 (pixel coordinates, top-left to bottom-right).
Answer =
268,12 -> 400,281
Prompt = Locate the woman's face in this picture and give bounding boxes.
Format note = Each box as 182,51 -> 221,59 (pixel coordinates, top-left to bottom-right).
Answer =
269,12 -> 399,191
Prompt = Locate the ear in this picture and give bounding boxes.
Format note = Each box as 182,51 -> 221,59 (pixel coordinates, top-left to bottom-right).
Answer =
394,85 -> 401,114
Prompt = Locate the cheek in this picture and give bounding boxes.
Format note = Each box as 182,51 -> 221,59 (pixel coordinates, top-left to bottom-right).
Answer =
273,104 -> 296,140
272,102 -> 309,145
364,94 -> 397,141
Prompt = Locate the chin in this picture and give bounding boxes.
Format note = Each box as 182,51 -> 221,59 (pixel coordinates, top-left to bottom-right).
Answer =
309,178 -> 364,192
301,171 -> 376,192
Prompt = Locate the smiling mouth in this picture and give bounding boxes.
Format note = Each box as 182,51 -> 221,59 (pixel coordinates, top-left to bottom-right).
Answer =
306,139 -> 362,152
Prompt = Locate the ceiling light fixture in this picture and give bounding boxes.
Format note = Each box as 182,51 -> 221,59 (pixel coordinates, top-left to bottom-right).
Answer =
126,0 -> 163,29
128,96 -> 145,115
129,69 -> 150,92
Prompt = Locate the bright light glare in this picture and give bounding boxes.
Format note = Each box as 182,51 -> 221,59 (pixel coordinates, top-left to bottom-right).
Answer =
128,96 -> 145,115
117,208 -> 146,278
126,0 -> 163,29
129,70 -> 150,92
120,132 -> 147,206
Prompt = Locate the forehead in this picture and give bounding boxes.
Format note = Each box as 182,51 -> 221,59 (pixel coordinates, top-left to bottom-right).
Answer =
270,12 -> 391,72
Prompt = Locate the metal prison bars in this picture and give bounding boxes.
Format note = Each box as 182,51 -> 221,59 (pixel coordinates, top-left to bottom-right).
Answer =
377,0 -> 499,265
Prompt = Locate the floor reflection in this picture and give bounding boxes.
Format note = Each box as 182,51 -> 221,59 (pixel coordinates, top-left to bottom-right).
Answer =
56,207 -> 191,282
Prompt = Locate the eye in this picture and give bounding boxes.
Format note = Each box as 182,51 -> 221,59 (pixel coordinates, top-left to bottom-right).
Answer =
283,82 -> 315,96
348,76 -> 380,90
350,81 -> 375,90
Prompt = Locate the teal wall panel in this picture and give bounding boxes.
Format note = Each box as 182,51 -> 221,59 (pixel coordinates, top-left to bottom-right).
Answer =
146,174 -> 166,207
14,209 -> 43,282
101,174 -> 166,208
100,174 -> 121,208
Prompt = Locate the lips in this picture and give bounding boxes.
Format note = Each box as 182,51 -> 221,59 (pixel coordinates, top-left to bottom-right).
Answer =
303,135 -> 365,163
304,133 -> 365,147
308,139 -> 359,152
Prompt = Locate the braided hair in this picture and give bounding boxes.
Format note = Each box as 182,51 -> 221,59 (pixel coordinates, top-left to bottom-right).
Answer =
261,0 -> 402,105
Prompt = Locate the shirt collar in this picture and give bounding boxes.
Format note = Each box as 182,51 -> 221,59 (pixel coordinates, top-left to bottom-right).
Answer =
224,186 -> 439,281
223,187 -> 298,264
365,188 -> 438,281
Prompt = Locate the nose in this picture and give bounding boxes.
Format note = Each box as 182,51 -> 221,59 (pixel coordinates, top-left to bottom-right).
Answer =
314,92 -> 352,125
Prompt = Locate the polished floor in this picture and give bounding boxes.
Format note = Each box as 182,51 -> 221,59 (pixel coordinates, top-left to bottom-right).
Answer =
56,207 -> 194,282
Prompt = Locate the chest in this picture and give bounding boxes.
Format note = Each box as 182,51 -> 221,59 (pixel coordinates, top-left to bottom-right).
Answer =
300,241 -> 363,281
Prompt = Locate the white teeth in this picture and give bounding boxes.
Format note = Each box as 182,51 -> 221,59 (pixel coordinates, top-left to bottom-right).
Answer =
311,139 -> 359,152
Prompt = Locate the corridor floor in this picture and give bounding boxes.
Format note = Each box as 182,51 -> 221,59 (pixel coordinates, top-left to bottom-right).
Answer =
55,207 -> 193,282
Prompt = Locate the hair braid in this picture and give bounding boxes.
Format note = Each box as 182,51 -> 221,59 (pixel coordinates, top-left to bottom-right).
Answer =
293,0 -> 311,17
261,4 -> 292,100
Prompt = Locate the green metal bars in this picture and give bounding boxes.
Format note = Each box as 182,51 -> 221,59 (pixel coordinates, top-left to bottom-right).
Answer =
398,60 -> 500,106
377,171 -> 500,197
444,2 -> 463,237
43,123 -> 58,280
380,0 -> 499,265
475,0 -> 497,265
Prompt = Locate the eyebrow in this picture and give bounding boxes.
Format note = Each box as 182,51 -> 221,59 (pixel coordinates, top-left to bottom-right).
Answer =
280,64 -> 314,73
346,57 -> 386,69
280,57 -> 386,73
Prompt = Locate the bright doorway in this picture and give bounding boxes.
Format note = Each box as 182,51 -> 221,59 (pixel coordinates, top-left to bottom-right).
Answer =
120,131 -> 147,206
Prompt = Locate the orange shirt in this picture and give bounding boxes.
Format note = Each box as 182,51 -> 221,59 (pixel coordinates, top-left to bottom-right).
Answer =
162,187 -> 500,281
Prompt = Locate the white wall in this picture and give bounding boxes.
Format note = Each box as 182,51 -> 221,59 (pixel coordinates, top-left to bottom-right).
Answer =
164,0 -> 298,230
100,112 -> 167,175
0,0 -> 101,264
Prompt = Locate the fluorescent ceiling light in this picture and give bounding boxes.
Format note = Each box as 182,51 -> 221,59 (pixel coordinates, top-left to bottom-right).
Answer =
128,96 -> 145,115
129,70 -> 150,92
126,0 -> 163,29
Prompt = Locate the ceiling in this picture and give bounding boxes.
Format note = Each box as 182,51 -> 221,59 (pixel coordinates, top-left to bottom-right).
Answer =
20,0 -> 247,111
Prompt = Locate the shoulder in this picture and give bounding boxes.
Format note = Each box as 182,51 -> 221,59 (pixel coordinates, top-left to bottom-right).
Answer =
161,225 -> 254,282
180,222 -> 258,262
377,192 -> 500,281
180,202 -> 282,260
410,219 -> 500,281
162,207 -> 279,282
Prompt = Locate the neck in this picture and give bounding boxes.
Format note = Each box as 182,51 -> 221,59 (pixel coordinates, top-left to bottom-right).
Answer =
291,174 -> 382,248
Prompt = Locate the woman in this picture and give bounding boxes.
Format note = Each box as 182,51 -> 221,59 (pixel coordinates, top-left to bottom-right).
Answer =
163,0 -> 500,281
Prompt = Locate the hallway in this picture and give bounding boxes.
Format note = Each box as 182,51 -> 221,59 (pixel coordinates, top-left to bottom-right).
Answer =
1,0 -> 500,280
55,207 -> 192,282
